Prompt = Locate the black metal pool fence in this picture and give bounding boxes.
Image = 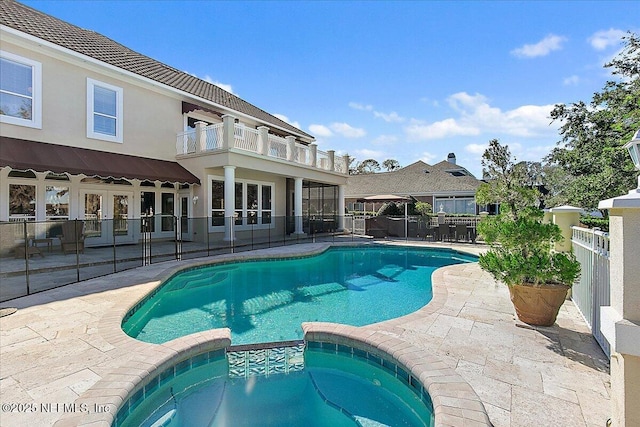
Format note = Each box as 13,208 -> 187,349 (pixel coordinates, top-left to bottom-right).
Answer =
0,215 -> 354,302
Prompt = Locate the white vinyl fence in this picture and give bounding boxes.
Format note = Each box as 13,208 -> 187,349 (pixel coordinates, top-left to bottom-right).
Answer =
344,215 -> 366,236
571,226 -> 611,356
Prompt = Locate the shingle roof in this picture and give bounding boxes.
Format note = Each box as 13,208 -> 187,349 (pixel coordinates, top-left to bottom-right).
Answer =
0,0 -> 313,139
345,160 -> 483,197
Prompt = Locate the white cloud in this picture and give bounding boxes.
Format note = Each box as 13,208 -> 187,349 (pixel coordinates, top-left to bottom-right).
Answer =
563,75 -> 581,86
420,151 -> 438,164
511,34 -> 567,58
329,122 -> 366,138
371,135 -> 398,145
406,118 -> 480,140
589,29 -> 626,51
465,143 -> 488,155
405,92 -> 557,141
309,124 -> 333,138
349,102 -> 373,111
373,111 -> 406,123
273,114 -> 300,129
203,75 -> 235,94
353,148 -> 386,160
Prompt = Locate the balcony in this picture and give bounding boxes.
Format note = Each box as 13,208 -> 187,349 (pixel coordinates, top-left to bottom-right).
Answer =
176,119 -> 348,174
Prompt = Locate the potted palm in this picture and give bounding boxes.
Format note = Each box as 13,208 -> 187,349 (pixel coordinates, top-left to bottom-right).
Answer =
476,140 -> 580,326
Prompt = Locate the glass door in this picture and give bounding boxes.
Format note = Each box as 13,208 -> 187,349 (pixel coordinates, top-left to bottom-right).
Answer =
111,192 -> 134,244
82,191 -> 105,245
81,191 -> 134,246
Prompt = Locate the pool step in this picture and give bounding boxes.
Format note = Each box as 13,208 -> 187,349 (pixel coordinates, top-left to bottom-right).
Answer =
226,340 -> 305,378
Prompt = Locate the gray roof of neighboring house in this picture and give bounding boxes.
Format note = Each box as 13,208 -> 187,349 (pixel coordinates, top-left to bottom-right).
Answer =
345,160 -> 483,198
0,0 -> 313,139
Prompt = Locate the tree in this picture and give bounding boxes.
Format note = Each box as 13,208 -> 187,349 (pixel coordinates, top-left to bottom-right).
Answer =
545,32 -> 639,211
476,139 -> 540,220
414,201 -> 433,216
355,159 -> 381,174
382,159 -> 401,171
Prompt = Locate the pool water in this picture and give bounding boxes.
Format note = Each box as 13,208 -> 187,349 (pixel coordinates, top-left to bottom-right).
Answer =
123,246 -> 475,345
118,346 -> 434,427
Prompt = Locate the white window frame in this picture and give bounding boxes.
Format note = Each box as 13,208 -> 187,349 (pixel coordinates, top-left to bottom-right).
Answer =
0,50 -> 42,129
208,175 -> 274,231
87,78 -> 123,143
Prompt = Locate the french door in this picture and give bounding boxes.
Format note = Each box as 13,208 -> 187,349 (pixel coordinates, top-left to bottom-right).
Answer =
81,190 -> 134,246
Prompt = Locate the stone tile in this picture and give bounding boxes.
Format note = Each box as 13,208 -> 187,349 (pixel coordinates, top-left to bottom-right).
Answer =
484,403 -> 511,427
511,385 -> 586,427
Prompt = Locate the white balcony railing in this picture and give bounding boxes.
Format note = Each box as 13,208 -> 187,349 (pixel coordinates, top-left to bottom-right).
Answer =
176,122 -> 348,174
234,126 -> 259,152
205,123 -> 224,151
268,134 -> 288,159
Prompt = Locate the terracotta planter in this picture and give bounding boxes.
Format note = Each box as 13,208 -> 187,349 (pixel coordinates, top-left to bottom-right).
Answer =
508,283 -> 570,326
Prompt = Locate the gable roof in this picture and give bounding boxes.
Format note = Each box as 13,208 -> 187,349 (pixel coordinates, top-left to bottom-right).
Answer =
345,160 -> 482,197
0,0 -> 313,140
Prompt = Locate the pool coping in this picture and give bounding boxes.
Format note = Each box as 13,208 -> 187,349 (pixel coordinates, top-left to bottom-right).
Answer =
52,241 -> 490,426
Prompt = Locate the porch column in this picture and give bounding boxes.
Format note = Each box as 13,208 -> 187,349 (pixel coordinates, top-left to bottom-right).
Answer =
195,121 -> 208,153
0,168 -> 10,221
257,126 -> 269,156
309,143 -> 318,168
223,166 -> 236,241
599,189 -> 640,427
338,185 -> 345,231
222,115 -> 236,150
69,175 -> 85,220
286,136 -> 296,162
35,172 -> 47,222
342,154 -> 350,175
328,150 -> 335,171
294,177 -> 304,235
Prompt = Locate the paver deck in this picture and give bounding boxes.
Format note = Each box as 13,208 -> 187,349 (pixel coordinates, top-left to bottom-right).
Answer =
0,241 -> 610,426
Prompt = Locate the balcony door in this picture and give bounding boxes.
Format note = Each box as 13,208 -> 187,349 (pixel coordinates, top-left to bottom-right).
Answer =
81,190 -> 134,246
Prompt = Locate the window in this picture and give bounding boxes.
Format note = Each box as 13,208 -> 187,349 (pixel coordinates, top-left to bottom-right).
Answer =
261,186 -> 272,224
140,191 -> 155,232
161,193 -> 174,232
211,181 -> 224,226
87,78 -> 123,142
9,184 -> 36,220
210,177 -> 273,228
0,51 -> 42,128
434,197 -> 476,214
45,186 -> 69,219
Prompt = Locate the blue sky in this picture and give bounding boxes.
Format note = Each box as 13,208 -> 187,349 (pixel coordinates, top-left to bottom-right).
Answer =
22,0 -> 638,178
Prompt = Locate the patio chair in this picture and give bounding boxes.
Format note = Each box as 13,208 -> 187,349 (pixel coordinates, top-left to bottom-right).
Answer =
438,223 -> 452,242
59,220 -> 85,254
455,224 -> 469,242
422,226 -> 435,241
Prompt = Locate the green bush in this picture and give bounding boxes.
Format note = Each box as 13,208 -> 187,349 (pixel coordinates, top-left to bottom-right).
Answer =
579,215 -> 609,232
478,209 -> 581,287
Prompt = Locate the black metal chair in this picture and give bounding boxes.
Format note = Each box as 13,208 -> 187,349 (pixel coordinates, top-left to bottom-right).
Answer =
438,223 -> 452,242
455,224 -> 469,242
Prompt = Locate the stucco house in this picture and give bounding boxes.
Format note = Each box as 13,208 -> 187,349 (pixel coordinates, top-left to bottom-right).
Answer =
345,154 -> 485,215
0,0 -> 348,248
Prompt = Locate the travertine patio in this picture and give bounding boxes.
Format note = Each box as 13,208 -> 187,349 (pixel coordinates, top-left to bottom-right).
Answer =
0,241 -> 610,426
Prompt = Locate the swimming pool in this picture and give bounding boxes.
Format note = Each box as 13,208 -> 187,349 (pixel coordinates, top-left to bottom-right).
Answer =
122,245 -> 476,345
115,342 -> 434,427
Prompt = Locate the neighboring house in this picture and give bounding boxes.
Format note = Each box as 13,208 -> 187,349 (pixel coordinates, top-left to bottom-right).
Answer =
0,0 -> 348,247
345,154 -> 484,215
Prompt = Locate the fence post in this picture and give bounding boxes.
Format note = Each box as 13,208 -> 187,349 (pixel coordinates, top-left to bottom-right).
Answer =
550,205 -> 582,253
22,220 -> 30,295
598,186 -> 640,426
